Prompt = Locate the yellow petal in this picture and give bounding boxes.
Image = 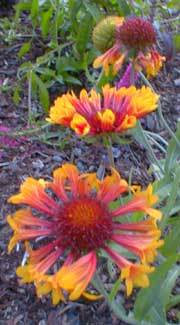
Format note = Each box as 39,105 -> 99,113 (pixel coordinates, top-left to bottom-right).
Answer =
71,113 -> 90,135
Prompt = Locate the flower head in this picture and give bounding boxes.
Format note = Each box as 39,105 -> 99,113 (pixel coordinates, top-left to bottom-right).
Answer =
47,84 -> 159,136
93,16 -> 165,77
92,16 -> 124,53
117,17 -> 156,49
8,164 -> 163,303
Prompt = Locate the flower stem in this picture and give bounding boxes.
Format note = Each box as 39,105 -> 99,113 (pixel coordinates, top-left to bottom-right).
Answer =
27,68 -> 33,127
0,123 -> 49,137
130,60 -> 135,85
139,71 -> 180,149
107,137 -> 115,168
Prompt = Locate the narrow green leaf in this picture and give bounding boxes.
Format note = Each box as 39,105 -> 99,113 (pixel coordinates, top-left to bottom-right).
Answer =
18,41 -> 31,59
134,254 -> 178,320
84,2 -> 104,22
160,218 -> 180,257
165,122 -> 180,172
40,8 -> 53,39
34,74 -> 49,112
35,67 -> 55,77
31,0 -> 39,27
160,165 -> 180,230
167,294 -> 180,311
109,277 -> 122,303
160,265 -> 179,306
63,75 -> 82,85
148,299 -> 166,325
13,83 -> 20,104
76,12 -> 93,54
107,259 -> 116,280
118,0 -> 131,16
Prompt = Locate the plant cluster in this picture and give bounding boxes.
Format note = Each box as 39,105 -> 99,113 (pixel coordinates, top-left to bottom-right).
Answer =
1,0 -> 180,324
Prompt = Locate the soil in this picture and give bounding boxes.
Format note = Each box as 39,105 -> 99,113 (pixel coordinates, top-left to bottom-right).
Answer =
0,3 -> 180,325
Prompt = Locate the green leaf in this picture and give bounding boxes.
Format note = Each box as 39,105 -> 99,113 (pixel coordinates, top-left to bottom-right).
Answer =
18,41 -> 31,59
76,12 -> 93,55
109,277 -> 122,303
62,75 -> 82,85
167,294 -> 180,311
57,57 -> 80,73
174,34 -> 180,53
34,74 -> 49,112
118,0 -> 131,16
160,218 -> 180,257
153,172 -> 172,201
107,259 -> 116,280
13,83 -> 21,104
83,2 -> 104,22
160,265 -> 179,306
148,299 -> 166,325
15,2 -> 32,25
165,122 -> 180,172
134,254 -> 178,321
160,165 -> 180,230
30,0 -> 39,27
40,8 -> 53,39
35,67 -> 55,77
68,0 -> 83,30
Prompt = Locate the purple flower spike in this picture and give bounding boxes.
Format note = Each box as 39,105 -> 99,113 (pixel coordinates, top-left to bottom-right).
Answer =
116,63 -> 139,89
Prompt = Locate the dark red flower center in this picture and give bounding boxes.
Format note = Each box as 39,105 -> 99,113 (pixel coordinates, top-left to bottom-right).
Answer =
56,197 -> 113,253
117,17 -> 156,49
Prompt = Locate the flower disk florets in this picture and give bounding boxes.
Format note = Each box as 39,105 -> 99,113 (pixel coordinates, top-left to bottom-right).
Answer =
57,197 -> 113,252
117,17 -> 156,49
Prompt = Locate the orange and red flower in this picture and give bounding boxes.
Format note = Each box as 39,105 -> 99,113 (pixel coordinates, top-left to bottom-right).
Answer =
93,16 -> 165,77
47,84 -> 159,136
8,164 -> 163,304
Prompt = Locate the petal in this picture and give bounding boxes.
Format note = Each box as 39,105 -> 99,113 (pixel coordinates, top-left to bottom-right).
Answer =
8,178 -> 59,216
112,184 -> 162,220
116,114 -> 137,131
121,263 -> 154,296
113,53 -> 126,75
97,168 -> 129,204
96,109 -> 115,132
82,291 -> 103,300
71,113 -> 90,135
111,233 -> 164,263
105,246 -> 154,296
7,209 -> 55,252
47,94 -> 75,126
130,86 -> 159,118
93,45 -> 121,76
60,252 -> 97,300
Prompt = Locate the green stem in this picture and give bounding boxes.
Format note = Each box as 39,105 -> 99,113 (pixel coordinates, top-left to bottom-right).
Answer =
107,137 -> 115,168
27,68 -> 33,127
0,123 -> 50,138
139,72 -> 180,149
130,61 -> 135,85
